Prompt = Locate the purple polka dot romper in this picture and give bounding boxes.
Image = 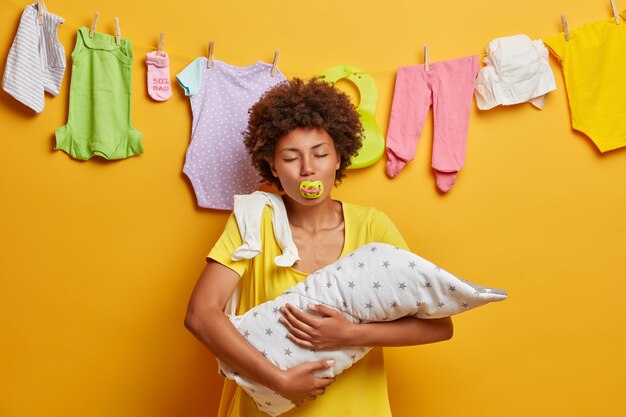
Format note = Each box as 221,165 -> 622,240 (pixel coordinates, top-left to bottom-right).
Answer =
176,58 -> 285,210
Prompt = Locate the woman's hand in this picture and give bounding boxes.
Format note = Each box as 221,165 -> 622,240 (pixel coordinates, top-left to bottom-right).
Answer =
279,304 -> 356,350
280,303 -> 454,349
273,360 -> 336,406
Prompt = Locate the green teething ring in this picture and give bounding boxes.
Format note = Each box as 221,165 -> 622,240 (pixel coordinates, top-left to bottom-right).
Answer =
317,65 -> 384,169
299,180 -> 324,199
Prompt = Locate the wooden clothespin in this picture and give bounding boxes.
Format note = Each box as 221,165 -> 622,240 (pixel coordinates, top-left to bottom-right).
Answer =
207,41 -> 214,69
271,49 -> 280,77
561,15 -> 570,41
37,0 -> 45,25
424,44 -> 430,72
89,12 -> 99,38
114,17 -> 121,46
157,32 -> 165,56
610,0 -> 620,24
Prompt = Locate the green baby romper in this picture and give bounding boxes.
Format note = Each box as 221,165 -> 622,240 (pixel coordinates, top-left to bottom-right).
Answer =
55,27 -> 143,160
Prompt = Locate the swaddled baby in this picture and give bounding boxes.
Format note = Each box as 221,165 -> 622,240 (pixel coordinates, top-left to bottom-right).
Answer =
219,242 -> 507,416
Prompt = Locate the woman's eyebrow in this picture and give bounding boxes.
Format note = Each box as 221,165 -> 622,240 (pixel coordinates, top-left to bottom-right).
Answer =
311,142 -> 330,150
279,142 -> 330,152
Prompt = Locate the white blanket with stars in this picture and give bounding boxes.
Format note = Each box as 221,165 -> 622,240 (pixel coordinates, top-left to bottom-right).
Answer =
219,242 -> 507,416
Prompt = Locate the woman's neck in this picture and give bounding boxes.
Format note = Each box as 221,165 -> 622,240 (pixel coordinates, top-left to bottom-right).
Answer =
282,194 -> 343,233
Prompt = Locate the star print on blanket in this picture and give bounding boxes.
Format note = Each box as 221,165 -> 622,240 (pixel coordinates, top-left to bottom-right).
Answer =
220,242 -> 507,416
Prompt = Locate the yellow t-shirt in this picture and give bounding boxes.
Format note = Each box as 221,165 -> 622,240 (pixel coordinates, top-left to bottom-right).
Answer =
544,11 -> 626,152
208,199 -> 408,417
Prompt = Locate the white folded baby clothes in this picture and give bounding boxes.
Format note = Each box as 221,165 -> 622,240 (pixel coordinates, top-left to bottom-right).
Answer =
474,34 -> 556,110
221,242 -> 507,416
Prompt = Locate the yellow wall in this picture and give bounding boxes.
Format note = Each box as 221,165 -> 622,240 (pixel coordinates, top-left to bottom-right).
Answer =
1,0 -> 625,416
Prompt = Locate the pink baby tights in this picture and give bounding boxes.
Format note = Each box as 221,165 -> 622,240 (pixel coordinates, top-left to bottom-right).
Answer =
386,55 -> 479,192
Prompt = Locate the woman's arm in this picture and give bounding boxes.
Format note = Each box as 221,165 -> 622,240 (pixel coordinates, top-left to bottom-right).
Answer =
184,261 -> 335,404
280,303 -> 453,350
350,315 -> 453,347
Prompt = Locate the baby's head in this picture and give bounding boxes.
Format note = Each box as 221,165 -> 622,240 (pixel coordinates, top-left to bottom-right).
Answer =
244,78 -> 363,191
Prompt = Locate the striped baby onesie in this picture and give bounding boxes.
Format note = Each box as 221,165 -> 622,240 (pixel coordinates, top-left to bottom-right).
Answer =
2,2 -> 65,113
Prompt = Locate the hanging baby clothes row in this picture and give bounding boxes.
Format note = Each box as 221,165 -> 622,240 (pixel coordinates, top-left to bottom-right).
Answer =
2,0 -> 622,199
2,1 -> 65,113
55,14 -> 144,160
176,47 -> 285,210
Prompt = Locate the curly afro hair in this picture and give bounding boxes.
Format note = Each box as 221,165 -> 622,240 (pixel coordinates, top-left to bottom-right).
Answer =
244,77 -> 363,190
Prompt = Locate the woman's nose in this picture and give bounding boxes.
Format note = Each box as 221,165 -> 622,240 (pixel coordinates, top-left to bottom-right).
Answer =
300,156 -> 315,176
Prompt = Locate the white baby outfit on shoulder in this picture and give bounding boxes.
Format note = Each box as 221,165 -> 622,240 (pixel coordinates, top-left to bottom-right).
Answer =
232,192 -> 300,267
225,193 -> 507,416
474,34 -> 556,110
2,2 -> 65,113
224,191 -> 301,316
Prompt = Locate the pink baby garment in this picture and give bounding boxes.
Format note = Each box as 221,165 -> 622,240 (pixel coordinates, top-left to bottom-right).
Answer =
386,55 -> 479,192
146,51 -> 171,101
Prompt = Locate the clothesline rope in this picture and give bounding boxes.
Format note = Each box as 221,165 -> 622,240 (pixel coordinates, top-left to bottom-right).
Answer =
2,0 -> 476,76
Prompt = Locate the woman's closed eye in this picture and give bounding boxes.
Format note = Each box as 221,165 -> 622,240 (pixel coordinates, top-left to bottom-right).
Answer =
283,154 -> 327,162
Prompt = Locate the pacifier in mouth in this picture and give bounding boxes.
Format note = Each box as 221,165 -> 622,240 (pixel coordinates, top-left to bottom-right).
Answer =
299,180 -> 324,199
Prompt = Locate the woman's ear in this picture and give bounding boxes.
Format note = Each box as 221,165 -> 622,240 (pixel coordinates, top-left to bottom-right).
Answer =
268,160 -> 279,177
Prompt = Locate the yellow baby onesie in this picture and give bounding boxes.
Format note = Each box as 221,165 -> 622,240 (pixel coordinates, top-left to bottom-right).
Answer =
545,11 -> 626,152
